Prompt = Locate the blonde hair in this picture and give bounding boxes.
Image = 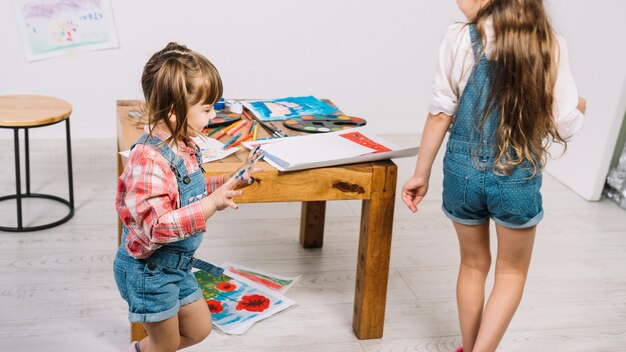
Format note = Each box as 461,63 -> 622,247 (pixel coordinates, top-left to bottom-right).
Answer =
473,0 -> 566,176
141,42 -> 223,147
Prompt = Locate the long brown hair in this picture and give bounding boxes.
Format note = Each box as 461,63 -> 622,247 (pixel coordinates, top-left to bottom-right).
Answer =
473,0 -> 565,176
141,42 -> 223,147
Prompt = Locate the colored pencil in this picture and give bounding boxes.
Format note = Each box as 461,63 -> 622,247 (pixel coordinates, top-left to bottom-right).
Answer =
215,120 -> 242,139
247,121 -> 256,135
242,109 -> 284,138
222,133 -> 241,149
227,120 -> 248,136
228,134 -> 253,148
206,125 -> 225,136
242,110 -> 254,120
252,123 -> 259,140
223,119 -> 244,134
213,128 -> 228,140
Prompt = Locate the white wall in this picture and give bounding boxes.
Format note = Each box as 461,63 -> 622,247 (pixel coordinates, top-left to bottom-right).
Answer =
544,1 -> 626,200
1,0 -> 625,201
0,0 -> 459,140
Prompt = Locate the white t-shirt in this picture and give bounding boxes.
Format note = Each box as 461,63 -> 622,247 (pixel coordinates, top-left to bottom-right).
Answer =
428,20 -> 584,140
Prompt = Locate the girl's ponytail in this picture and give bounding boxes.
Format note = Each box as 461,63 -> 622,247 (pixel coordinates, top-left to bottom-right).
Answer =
473,0 -> 565,176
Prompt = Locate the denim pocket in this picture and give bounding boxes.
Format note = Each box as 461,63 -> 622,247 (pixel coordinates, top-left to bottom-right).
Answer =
142,260 -> 165,283
113,264 -> 128,301
498,177 -> 538,216
443,165 -> 469,210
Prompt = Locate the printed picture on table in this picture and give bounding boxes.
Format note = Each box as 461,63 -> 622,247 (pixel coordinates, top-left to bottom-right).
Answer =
194,270 -> 295,334
13,0 -> 118,61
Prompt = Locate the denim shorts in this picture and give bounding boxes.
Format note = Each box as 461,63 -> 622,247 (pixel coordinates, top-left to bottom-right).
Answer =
113,249 -> 203,323
441,150 -> 543,229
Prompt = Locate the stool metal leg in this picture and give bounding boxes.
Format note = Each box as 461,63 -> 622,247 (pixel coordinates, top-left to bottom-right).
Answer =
0,119 -> 75,232
25,128 -> 31,195
65,119 -> 74,209
14,128 -> 23,230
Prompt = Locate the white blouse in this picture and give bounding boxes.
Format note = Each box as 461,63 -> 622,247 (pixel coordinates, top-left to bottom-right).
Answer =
428,20 -> 584,140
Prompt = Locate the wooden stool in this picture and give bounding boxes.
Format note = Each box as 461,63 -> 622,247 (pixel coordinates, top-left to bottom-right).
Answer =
0,95 -> 75,232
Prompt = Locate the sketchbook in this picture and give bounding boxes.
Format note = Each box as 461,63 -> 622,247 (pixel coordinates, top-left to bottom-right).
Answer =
241,96 -> 338,121
243,127 -> 419,172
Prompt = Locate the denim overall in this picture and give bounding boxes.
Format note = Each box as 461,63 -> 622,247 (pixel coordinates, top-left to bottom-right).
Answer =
113,134 -> 223,323
441,24 -> 543,229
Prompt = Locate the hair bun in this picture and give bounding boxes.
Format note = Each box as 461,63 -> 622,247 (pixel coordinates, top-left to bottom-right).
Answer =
164,42 -> 189,53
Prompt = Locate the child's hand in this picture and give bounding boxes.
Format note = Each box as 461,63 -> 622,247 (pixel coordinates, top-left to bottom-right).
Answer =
402,176 -> 429,213
231,145 -> 264,186
578,96 -> 587,115
202,178 -> 243,215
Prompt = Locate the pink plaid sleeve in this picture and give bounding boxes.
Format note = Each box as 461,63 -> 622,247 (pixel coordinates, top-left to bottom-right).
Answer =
125,155 -> 206,245
206,175 -> 225,194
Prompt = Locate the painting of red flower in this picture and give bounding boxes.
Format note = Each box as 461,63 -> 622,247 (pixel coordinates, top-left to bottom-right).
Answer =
206,299 -> 224,314
216,281 -> 237,292
235,294 -> 270,312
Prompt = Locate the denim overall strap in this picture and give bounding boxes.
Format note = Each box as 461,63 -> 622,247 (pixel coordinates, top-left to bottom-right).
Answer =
447,23 -> 498,161
131,134 -> 178,169
130,133 -> 205,206
468,22 -> 487,61
128,133 -> 223,277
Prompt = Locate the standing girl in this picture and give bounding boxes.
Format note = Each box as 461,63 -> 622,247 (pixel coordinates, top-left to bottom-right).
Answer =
114,42 -> 262,352
402,1 -> 586,351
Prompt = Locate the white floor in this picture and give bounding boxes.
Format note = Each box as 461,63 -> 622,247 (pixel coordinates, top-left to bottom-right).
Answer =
0,136 -> 624,352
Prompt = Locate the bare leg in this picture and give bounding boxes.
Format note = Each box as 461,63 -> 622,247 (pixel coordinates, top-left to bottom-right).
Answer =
137,299 -> 212,352
139,315 -> 180,352
473,224 -> 536,352
453,221 -> 491,352
177,298 -> 212,349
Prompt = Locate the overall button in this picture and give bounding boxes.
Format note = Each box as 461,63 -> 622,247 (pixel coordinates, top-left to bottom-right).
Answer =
147,261 -> 157,271
183,176 -> 191,184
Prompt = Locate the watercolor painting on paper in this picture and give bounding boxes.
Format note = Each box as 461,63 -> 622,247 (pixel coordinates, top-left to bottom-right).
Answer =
194,270 -> 295,334
222,262 -> 300,295
241,96 -> 338,121
13,0 -> 118,61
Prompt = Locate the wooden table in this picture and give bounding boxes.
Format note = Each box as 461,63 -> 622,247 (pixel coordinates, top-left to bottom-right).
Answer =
116,100 -> 397,340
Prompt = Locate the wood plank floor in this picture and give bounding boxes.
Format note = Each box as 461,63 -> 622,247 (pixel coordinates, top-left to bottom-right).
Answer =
0,136 -> 624,352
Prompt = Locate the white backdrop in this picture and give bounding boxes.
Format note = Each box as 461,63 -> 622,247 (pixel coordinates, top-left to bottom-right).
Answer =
1,0 -> 625,201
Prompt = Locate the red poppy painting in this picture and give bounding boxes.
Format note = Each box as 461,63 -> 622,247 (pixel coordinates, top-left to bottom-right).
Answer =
216,281 -> 237,292
206,299 -> 224,314
194,267 -> 295,335
236,294 -> 271,312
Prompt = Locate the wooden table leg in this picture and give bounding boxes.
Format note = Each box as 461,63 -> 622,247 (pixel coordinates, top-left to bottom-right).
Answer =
300,201 -> 326,248
352,162 -> 397,339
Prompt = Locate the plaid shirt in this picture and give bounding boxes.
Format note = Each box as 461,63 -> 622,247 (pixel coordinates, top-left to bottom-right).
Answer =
116,128 -> 224,259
